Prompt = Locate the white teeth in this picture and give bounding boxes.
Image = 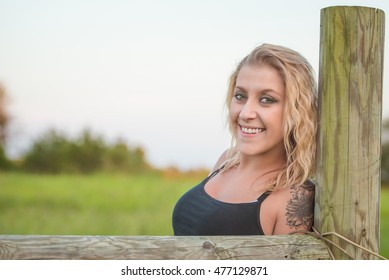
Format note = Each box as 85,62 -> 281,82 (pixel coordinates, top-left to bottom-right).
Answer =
241,127 -> 265,134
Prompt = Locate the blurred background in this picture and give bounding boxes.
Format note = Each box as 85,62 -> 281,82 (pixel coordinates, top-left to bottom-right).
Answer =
0,0 -> 388,258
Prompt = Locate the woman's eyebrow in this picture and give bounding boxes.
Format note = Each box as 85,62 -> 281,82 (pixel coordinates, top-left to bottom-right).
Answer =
234,86 -> 247,92
234,86 -> 282,96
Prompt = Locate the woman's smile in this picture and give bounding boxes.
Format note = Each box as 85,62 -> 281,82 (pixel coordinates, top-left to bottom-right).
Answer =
240,125 -> 266,136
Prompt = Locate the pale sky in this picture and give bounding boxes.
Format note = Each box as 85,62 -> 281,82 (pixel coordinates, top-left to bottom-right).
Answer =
1,0 -> 388,170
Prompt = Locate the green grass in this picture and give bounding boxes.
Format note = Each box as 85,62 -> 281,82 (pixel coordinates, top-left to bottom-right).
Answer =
0,171 -> 201,236
380,187 -> 389,258
1,172 -> 388,259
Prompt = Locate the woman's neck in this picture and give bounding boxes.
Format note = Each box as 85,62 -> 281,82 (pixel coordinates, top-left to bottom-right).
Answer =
237,151 -> 287,176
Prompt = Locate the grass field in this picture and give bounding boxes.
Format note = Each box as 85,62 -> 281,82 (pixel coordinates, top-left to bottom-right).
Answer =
380,186 -> 389,258
0,171 -> 202,236
1,171 -> 388,259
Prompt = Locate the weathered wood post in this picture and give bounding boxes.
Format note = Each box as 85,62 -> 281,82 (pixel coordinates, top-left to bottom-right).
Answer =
315,6 -> 385,259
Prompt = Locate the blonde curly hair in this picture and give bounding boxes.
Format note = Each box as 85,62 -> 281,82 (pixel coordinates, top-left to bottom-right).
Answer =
223,44 -> 318,192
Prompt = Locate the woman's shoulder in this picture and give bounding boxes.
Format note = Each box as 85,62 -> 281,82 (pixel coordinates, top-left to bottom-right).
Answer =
288,179 -> 315,197
267,180 -> 315,234
272,179 -> 315,199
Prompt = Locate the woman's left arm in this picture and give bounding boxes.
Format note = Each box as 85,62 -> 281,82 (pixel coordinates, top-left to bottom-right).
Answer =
272,182 -> 315,235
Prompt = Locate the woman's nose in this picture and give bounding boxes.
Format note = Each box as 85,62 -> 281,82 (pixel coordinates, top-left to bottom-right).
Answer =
239,99 -> 257,120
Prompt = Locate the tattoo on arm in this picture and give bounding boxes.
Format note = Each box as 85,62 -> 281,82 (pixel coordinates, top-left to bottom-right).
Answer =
285,182 -> 315,230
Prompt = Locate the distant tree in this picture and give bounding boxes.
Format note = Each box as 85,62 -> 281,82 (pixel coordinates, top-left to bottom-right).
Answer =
0,84 -> 9,147
129,146 -> 148,172
0,145 -> 10,169
104,139 -> 131,171
73,129 -> 106,173
22,129 -> 72,173
0,84 -> 11,169
381,119 -> 389,184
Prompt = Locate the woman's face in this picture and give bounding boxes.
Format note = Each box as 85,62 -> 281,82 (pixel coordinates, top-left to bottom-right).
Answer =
229,64 -> 286,159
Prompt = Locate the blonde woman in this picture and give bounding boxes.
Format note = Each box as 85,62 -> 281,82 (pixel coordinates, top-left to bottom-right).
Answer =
173,44 -> 317,235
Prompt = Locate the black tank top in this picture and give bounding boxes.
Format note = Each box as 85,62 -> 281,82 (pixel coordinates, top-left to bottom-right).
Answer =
172,168 -> 270,235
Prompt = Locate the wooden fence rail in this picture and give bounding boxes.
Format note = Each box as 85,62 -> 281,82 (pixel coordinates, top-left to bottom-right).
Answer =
0,235 -> 330,260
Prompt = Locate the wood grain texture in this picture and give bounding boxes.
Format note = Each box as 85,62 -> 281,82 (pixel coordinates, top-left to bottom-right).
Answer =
0,235 -> 330,260
315,6 -> 384,259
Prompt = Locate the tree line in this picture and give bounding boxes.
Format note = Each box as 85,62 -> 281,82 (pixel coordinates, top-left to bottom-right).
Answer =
1,128 -> 149,174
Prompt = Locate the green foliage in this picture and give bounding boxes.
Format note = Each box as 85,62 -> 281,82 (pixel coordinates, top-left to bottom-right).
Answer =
21,128 -> 148,174
382,145 -> 389,184
382,119 -> 389,184
0,145 -> 11,170
104,140 -> 148,173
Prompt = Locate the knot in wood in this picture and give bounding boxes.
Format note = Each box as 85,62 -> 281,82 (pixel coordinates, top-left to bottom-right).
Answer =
202,241 -> 215,250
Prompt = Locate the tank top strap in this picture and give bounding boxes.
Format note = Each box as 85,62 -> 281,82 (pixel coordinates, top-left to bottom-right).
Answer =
257,191 -> 271,203
206,165 -> 225,181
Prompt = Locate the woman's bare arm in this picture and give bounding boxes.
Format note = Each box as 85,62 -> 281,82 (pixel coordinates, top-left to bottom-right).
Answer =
272,181 -> 315,235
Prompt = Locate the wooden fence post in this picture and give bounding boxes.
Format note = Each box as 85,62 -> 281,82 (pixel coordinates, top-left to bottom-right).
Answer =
315,6 -> 385,259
